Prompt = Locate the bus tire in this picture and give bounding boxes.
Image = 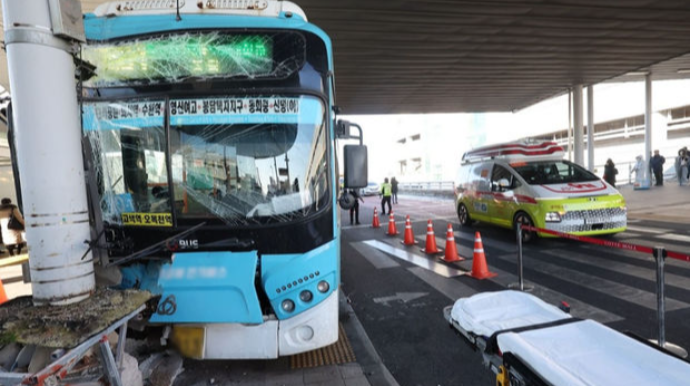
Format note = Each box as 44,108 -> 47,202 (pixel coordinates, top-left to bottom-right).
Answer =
514,211 -> 536,243
458,203 -> 472,227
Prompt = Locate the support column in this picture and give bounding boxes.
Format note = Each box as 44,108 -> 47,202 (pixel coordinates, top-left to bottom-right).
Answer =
573,85 -> 584,166
2,0 -> 95,305
645,74 -> 652,165
587,86 -> 594,172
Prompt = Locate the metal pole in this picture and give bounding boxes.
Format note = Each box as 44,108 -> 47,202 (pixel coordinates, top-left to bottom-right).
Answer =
517,225 -> 524,291
587,86 -> 595,172
645,74 -> 652,172
654,246 -> 666,347
573,85 -> 584,166
568,89 -> 572,161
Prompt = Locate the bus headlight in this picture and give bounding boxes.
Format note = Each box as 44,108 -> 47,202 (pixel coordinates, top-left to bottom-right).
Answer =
281,299 -> 295,313
317,280 -> 330,293
545,212 -> 562,223
299,290 -> 313,303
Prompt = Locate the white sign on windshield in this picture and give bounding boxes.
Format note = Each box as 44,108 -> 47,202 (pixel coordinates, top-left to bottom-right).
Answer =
170,97 -> 300,125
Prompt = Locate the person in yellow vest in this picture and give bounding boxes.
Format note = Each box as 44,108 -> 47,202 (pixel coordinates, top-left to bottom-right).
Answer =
380,178 -> 392,215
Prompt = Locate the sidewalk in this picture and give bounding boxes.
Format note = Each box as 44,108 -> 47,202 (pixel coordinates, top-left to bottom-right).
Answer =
619,183 -> 690,223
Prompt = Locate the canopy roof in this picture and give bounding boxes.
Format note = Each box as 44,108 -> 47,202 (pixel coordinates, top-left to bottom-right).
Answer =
0,0 -> 689,114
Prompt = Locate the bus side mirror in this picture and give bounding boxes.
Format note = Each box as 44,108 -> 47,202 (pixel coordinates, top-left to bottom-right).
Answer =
344,145 -> 367,189
498,178 -> 511,191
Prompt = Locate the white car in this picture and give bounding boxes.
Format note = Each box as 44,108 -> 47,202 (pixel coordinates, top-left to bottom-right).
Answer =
360,182 -> 380,196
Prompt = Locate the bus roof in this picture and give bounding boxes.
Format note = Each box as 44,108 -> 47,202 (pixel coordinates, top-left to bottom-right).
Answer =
93,0 -> 307,20
462,141 -> 565,163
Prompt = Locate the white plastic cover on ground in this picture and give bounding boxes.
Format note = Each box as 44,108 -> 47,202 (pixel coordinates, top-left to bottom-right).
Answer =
450,290 -> 569,337
498,320 -> 690,386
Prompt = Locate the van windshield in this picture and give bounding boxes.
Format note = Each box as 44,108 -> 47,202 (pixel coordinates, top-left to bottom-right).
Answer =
512,160 -> 600,185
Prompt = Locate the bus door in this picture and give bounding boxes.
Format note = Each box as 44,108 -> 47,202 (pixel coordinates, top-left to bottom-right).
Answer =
488,164 -> 521,228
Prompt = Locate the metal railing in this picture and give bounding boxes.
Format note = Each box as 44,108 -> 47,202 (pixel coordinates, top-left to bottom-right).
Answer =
398,181 -> 454,198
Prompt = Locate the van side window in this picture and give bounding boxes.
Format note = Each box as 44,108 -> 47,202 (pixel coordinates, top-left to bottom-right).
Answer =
491,165 -> 519,191
472,164 -> 491,192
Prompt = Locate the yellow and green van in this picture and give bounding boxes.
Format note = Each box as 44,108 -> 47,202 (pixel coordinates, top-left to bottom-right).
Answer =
455,141 -> 627,242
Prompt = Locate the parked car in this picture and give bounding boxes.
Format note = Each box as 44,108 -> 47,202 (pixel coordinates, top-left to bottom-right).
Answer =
360,182 -> 380,196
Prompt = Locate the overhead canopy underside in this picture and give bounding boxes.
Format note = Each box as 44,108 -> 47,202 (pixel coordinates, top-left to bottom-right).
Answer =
1,0 -> 690,114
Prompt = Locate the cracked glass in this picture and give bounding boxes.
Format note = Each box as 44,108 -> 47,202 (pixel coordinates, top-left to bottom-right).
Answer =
82,32 -> 305,87
83,96 -> 328,227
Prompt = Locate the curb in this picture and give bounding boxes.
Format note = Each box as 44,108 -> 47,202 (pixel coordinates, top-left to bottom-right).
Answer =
338,289 -> 400,386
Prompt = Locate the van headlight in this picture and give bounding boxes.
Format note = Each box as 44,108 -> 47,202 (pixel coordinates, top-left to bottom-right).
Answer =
545,212 -> 562,223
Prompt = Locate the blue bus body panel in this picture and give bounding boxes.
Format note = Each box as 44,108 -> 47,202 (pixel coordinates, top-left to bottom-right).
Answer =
150,251 -> 263,323
261,239 -> 338,320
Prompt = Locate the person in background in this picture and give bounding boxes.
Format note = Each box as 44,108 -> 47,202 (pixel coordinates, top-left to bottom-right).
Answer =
0,198 -> 25,256
650,150 -> 666,186
349,188 -> 364,225
675,147 -> 688,186
391,177 -> 399,204
380,177 -> 392,215
603,159 -> 618,187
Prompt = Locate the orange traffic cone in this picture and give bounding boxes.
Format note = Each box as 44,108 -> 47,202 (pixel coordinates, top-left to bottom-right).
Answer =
401,215 -> 417,245
386,213 -> 398,236
443,223 -> 463,262
372,208 -> 381,228
421,220 -> 442,254
0,278 -> 7,305
470,232 -> 497,279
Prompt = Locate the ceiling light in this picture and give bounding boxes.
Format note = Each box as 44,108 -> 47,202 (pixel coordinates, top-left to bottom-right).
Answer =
625,71 -> 650,76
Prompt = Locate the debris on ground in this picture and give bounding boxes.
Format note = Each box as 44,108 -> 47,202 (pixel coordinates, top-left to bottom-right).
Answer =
146,350 -> 184,386
0,288 -> 156,348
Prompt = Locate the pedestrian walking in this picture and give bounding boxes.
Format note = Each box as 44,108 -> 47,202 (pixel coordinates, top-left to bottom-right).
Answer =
650,150 -> 666,186
391,177 -> 399,204
603,159 -> 618,187
380,178 -> 392,215
349,189 -> 364,225
0,198 -> 25,256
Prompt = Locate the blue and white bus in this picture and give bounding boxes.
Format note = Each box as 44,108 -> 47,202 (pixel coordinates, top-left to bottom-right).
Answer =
80,0 -> 365,359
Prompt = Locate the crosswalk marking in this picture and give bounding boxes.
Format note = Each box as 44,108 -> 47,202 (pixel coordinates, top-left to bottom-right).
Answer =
362,240 -> 467,278
625,225 -> 671,234
542,249 -> 690,291
488,254 -> 624,323
657,233 -> 690,243
350,241 -> 400,269
494,251 -> 688,311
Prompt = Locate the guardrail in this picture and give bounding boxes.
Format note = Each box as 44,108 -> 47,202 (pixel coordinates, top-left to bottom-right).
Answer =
514,224 -> 690,358
398,181 -> 454,198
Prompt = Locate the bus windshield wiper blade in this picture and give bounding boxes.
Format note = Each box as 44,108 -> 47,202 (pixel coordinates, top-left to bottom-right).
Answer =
105,222 -> 207,268
202,237 -> 255,250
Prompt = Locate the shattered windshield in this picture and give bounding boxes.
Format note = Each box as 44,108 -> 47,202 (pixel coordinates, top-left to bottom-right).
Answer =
83,96 -> 328,227
512,160 -> 600,185
82,31 -> 305,87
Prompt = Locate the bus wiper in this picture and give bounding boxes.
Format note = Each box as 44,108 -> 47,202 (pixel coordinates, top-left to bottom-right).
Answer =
202,237 -> 255,250
105,222 -> 206,268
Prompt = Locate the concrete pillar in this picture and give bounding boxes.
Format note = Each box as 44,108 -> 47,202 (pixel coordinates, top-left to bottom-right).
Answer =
2,0 -> 95,305
645,74 -> 652,164
573,85 -> 584,166
587,86 -> 594,171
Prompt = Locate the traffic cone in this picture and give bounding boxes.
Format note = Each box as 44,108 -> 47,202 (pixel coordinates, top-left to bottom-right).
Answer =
372,208 -> 381,228
0,278 -> 7,305
386,213 -> 398,236
421,220 -> 443,254
443,223 -> 463,262
470,232 -> 497,279
401,215 -> 417,245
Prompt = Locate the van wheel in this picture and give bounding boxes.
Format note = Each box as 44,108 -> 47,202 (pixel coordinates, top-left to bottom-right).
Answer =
458,204 -> 471,227
514,212 -> 536,243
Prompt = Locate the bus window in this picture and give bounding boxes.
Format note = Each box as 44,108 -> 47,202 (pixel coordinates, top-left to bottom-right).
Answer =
83,100 -> 170,225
